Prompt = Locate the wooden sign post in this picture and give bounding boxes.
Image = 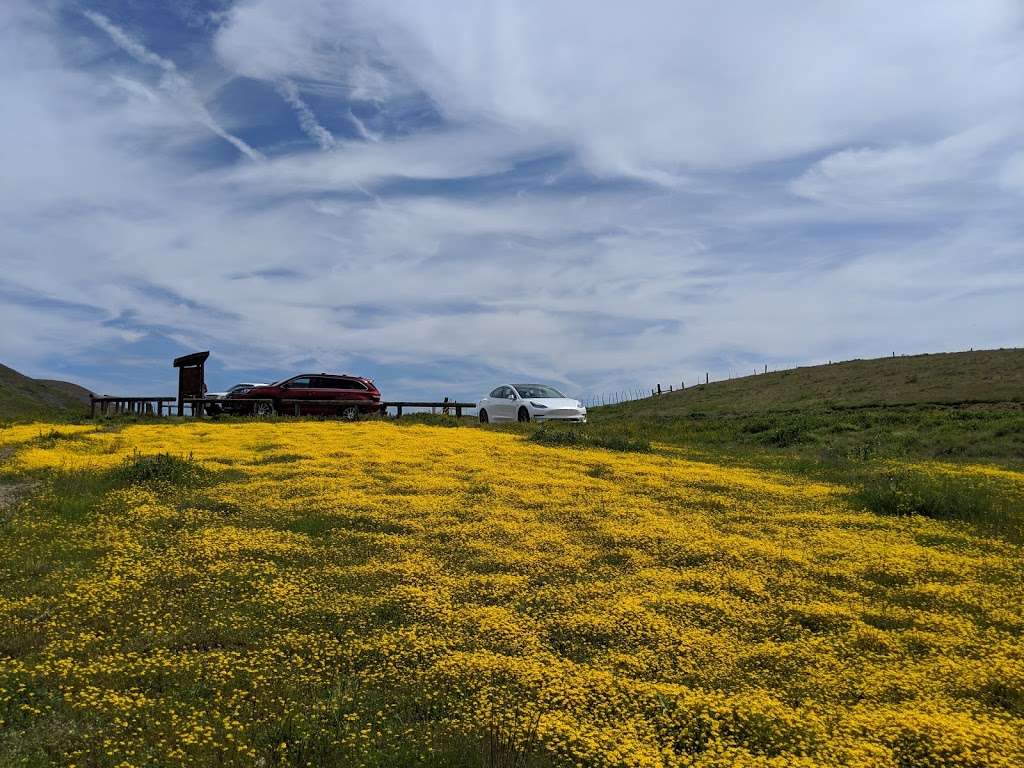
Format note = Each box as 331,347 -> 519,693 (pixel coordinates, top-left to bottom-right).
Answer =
173,351 -> 209,416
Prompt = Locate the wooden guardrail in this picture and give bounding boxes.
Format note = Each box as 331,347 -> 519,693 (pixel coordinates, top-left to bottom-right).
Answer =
90,397 -> 177,417
91,396 -> 477,419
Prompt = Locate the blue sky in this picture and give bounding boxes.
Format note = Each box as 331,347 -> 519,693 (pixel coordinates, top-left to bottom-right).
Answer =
1,1 -> 1023,400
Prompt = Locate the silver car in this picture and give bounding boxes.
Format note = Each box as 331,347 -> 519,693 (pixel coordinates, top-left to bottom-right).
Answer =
205,382 -> 268,415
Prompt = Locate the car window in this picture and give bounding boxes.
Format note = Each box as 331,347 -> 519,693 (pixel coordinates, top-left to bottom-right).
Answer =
514,384 -> 565,399
288,376 -> 313,389
489,387 -> 505,398
317,377 -> 365,390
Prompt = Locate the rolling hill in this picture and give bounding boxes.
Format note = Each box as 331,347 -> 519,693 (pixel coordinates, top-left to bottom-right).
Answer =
588,349 -> 1024,461
0,363 -> 92,421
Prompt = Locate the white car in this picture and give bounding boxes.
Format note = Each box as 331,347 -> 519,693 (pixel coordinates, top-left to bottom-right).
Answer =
477,384 -> 587,424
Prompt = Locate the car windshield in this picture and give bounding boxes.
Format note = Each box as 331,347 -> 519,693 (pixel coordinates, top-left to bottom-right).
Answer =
514,384 -> 565,399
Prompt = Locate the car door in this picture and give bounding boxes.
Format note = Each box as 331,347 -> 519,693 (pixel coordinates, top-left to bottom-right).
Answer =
335,377 -> 373,411
305,376 -> 337,415
481,387 -> 501,421
492,386 -> 516,421
282,376 -> 315,415
320,376 -> 372,414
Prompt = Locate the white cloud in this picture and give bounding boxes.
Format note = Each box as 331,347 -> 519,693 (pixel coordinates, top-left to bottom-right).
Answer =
790,120 -> 1022,210
217,0 -> 1024,179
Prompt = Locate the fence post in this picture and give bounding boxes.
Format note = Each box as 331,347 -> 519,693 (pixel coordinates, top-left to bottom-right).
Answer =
706,372 -> 709,384
657,384 -> 662,395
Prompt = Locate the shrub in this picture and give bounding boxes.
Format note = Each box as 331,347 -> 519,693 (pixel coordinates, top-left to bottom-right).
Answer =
112,451 -> 208,488
853,468 -> 1015,531
528,426 -> 650,453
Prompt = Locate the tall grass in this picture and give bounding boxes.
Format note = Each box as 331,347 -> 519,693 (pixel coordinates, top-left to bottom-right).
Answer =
111,450 -> 209,487
852,468 -> 1020,536
527,425 -> 650,453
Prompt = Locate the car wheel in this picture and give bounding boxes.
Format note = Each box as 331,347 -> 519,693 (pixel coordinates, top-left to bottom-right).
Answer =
339,406 -> 359,421
479,409 -> 489,424
518,406 -> 530,423
254,401 -> 275,418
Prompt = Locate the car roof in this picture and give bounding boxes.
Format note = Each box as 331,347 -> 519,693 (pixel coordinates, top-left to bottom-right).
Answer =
293,373 -> 367,379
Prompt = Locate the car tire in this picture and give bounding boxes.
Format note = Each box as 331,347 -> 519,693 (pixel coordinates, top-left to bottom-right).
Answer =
479,409 -> 489,424
254,401 -> 276,418
518,406 -> 530,423
339,406 -> 359,421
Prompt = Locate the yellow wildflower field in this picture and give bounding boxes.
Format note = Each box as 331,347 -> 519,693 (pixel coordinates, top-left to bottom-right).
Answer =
1,421 -> 1022,767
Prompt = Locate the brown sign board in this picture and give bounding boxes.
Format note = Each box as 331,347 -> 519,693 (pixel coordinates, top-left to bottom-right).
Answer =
173,351 -> 209,416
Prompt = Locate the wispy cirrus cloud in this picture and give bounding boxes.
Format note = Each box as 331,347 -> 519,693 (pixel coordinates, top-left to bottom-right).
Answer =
82,9 -> 263,160
275,78 -> 336,150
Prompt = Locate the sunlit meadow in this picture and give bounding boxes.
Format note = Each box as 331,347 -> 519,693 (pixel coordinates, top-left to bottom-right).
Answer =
1,421 -> 1023,767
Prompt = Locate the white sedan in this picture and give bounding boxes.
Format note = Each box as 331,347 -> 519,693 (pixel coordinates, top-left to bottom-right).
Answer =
477,384 -> 587,423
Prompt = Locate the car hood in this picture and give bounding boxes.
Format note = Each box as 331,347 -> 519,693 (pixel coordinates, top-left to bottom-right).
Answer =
527,398 -> 583,408
207,391 -> 228,399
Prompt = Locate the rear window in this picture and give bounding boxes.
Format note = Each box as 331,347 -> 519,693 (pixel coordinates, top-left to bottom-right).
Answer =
319,377 -> 368,390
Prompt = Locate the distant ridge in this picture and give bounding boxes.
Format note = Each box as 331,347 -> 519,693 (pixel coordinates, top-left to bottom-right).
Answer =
0,363 -> 92,421
601,348 -> 1024,417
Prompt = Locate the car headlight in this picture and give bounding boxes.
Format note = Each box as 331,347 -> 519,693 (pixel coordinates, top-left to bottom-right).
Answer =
576,401 -> 583,408
529,401 -> 548,408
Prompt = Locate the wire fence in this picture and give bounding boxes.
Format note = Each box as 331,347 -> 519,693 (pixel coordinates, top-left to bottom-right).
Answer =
579,351 -> 931,409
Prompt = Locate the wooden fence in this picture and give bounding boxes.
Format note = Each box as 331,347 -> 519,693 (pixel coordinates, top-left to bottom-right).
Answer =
90,396 -> 476,419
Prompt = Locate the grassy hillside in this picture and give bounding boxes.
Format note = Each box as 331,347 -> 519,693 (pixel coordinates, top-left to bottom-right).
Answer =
0,363 -> 91,421
587,349 -> 1024,462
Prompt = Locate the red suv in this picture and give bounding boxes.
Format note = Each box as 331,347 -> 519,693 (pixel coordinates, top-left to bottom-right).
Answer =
234,374 -> 381,419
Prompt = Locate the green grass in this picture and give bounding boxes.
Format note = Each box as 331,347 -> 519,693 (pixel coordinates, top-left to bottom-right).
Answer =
852,468 -> 1015,530
0,363 -> 91,422
111,450 -> 209,487
588,348 -> 1024,459
527,424 -> 651,453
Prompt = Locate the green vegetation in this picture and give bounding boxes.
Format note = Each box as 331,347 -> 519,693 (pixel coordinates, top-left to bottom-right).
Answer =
852,467 -> 1013,528
528,424 -> 651,452
585,349 -> 1024,463
111,450 -> 210,488
0,363 -> 90,421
